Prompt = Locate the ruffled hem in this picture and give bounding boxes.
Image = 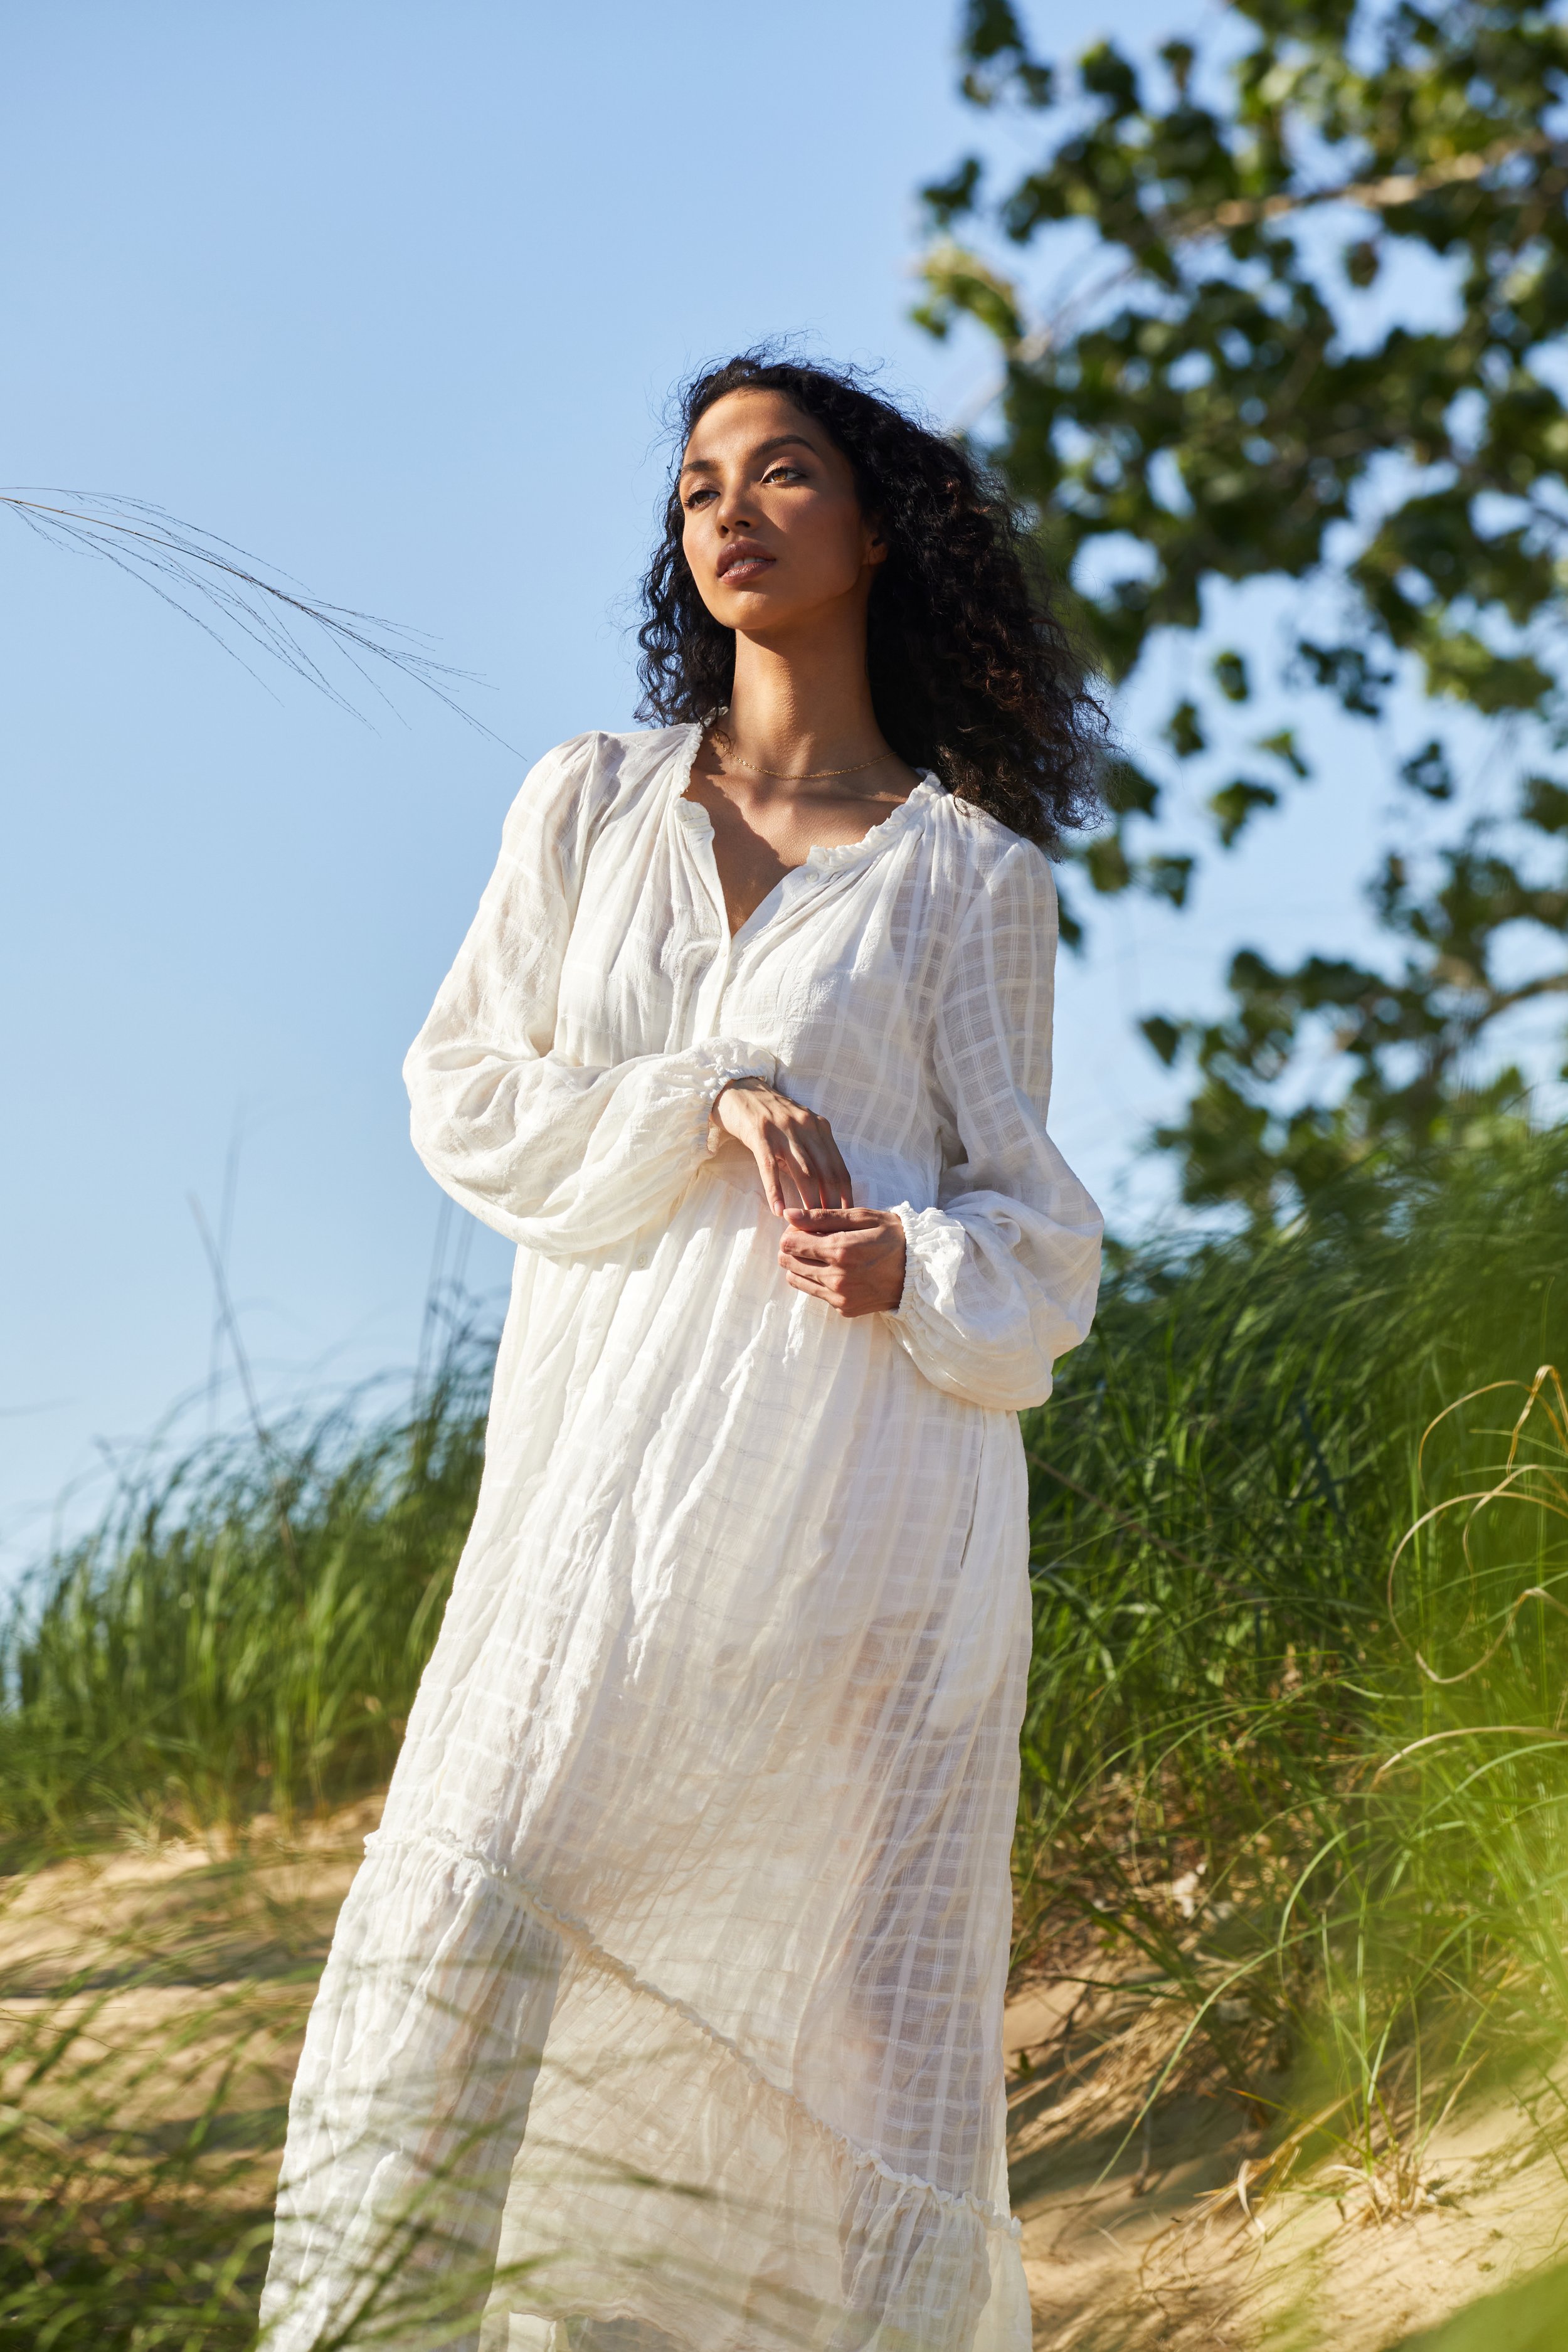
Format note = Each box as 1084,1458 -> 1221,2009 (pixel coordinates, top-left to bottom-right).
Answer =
265,1819 -> 1027,2352
366,1822 -> 1019,2246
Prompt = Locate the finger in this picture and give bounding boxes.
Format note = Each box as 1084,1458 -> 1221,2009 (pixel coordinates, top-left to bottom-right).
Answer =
781,1216 -> 856,1254
784,1266 -> 845,1308
775,1128 -> 827,1211
813,1125 -> 854,1212
749,1136 -> 785,1216
785,1219 -> 874,1258
785,1207 -> 856,1236
790,1253 -> 847,1296
781,1251 -> 831,1285
800,1134 -> 850,1214
778,1231 -> 838,1268
788,1116 -> 849,1213
773,1152 -> 813,1215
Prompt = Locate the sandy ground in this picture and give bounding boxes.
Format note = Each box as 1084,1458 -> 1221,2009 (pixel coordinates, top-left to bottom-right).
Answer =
1001,1972 -> 1568,2350
3,1809 -> 1565,2349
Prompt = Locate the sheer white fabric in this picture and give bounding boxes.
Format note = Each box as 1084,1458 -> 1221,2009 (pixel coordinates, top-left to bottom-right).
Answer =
262,725 -> 1103,2352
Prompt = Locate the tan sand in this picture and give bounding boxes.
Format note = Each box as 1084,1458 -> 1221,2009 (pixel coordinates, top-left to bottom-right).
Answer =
2,1809 -> 1564,2349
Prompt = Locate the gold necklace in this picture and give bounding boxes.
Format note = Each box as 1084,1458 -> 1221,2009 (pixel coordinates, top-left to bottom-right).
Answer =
711,731 -> 886,783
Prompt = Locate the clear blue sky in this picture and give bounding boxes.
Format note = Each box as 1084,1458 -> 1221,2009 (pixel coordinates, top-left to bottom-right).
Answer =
2,0 -> 1419,1570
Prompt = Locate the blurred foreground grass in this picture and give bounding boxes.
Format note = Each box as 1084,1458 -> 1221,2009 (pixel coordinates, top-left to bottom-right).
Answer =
3,1131 -> 1567,2345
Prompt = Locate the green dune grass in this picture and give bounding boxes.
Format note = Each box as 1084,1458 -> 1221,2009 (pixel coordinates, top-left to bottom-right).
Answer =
1015,1131 -> 1568,2195
3,1130 -> 1567,2344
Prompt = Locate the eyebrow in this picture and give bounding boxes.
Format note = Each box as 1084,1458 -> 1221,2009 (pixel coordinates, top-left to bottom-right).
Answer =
679,432 -> 818,475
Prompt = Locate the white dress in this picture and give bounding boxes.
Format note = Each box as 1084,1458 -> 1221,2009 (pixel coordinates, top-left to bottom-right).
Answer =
262,724 -> 1102,2352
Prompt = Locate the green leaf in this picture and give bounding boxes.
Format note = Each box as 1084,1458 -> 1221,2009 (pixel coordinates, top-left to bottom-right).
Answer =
1293,642 -> 1395,719
1209,778 -> 1279,848
1417,629 -> 1554,718
1255,728 -> 1310,780
1104,756 -> 1160,817
1158,39 -> 1195,97
1142,1014 -> 1183,1067
916,0 -> 1568,1206
1163,699 -> 1206,760
1399,741 -> 1456,802
1086,831 -> 1134,893
1079,40 -> 1140,120
921,156 -> 983,226
1522,776 -> 1568,835
1143,853 -> 1196,909
958,0 -> 1054,107
912,242 -> 1024,347
1212,650 -> 1250,704
960,0 -> 1029,63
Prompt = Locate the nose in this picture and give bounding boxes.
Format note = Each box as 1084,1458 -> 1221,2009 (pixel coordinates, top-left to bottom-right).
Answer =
714,480 -> 757,536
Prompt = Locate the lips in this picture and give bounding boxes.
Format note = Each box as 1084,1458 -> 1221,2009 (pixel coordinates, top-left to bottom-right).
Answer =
716,541 -> 775,582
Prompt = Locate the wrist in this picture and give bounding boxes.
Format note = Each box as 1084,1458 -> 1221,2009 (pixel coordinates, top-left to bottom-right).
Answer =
709,1074 -> 767,1150
712,1074 -> 768,1107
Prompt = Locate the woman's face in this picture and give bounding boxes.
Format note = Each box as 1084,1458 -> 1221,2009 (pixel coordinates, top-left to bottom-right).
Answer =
679,388 -> 886,637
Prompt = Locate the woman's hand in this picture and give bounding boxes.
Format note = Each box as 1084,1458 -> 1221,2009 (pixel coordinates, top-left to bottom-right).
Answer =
778,1208 -> 907,1318
711,1079 -> 854,1214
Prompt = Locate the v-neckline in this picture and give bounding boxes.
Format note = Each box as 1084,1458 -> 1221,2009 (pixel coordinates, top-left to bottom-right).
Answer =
670,728 -> 937,944
728,873 -> 790,950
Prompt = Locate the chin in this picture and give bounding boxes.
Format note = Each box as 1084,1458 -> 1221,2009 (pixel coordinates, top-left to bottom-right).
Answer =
713,588 -> 793,627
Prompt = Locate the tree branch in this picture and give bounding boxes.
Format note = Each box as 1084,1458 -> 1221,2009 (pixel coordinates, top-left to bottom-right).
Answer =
1199,129 -> 1561,236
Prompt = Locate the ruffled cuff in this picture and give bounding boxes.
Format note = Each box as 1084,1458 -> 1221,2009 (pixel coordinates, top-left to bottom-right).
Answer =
883,1201 -> 1058,1413
694,1041 -> 778,1148
434,1035 -> 783,1262
888,1203 -> 967,1331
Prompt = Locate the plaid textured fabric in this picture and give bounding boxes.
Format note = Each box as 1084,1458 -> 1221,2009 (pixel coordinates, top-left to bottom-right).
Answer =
263,726 -> 1102,2352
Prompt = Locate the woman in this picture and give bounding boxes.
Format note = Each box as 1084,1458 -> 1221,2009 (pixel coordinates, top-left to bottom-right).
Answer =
262,354 -> 1104,2352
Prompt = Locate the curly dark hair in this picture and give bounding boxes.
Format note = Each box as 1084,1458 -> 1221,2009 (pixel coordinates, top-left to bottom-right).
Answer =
634,351 -> 1104,849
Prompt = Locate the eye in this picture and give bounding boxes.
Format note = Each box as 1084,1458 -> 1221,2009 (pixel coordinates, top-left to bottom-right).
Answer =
762,464 -> 806,485
682,485 -> 717,509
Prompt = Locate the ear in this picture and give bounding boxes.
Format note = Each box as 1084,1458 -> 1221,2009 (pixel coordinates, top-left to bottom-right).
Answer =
864,518 -> 889,568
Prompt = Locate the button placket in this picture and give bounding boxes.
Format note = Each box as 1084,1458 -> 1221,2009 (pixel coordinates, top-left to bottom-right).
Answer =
674,799 -> 734,1040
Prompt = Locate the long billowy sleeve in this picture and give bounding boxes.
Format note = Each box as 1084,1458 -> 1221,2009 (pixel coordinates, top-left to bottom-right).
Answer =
404,738 -> 775,1259
887,838 -> 1103,1412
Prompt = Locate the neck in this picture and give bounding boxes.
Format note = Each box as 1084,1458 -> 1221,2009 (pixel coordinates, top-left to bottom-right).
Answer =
723,603 -> 886,773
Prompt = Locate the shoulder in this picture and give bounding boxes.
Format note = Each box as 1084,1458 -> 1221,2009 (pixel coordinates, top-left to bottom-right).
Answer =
499,724 -> 696,857
922,784 -> 1060,924
511,723 -> 692,808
